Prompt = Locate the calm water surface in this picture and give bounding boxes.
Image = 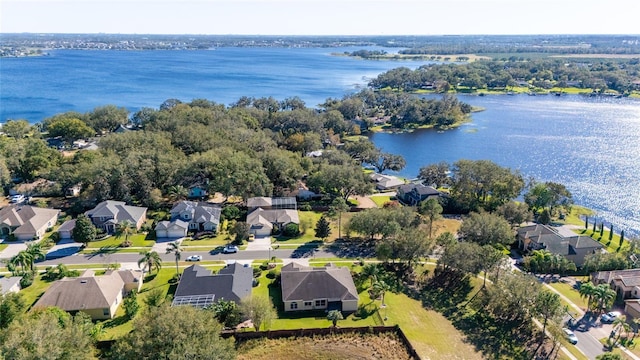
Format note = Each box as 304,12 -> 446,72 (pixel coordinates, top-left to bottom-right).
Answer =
1,49 -> 639,234
371,94 -> 640,235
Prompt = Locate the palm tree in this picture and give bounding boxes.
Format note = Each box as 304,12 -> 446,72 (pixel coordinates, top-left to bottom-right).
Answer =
166,241 -> 183,276
10,250 -> 33,274
593,284 -> 617,314
361,263 -> 380,288
138,250 -> 162,274
613,315 -> 630,343
168,185 -> 188,202
326,310 -> 343,327
25,242 -> 46,271
579,281 -> 596,312
372,280 -> 391,307
114,220 -> 134,246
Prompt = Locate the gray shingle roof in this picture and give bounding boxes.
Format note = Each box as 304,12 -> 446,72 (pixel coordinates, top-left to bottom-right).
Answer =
172,263 -> 252,307
281,263 -> 358,302
34,272 -> 124,311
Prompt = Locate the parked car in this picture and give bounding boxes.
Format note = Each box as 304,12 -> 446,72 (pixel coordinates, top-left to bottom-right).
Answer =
9,194 -> 25,204
601,311 -> 622,323
563,328 -> 578,344
185,255 -> 202,262
248,234 -> 255,242
222,245 -> 239,254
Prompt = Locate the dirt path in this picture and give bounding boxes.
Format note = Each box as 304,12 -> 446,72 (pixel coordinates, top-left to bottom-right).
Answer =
352,196 -> 377,209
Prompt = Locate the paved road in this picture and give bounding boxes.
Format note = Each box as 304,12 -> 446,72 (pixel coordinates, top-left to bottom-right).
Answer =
36,248 -> 335,267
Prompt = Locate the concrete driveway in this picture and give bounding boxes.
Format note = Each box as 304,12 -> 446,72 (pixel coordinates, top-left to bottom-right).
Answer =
0,240 -> 27,260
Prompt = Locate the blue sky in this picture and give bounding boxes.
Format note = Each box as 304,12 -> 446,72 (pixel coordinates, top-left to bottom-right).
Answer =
1,0 -> 638,35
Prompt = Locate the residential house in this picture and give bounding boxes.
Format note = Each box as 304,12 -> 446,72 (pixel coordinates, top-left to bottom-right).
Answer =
517,224 -> 604,267
85,200 -> 147,234
166,201 -> 221,233
155,219 -> 189,238
0,276 -> 21,295
0,205 -> 60,241
172,263 -> 253,308
33,269 -> 142,320
396,183 -> 441,206
188,185 -> 209,199
57,219 -> 76,240
280,262 -> 359,312
593,269 -> 640,299
369,173 -> 405,191
592,269 -> 640,319
247,207 -> 299,237
247,197 -> 297,211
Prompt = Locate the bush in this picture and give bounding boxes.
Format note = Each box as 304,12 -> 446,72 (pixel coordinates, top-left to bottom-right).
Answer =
253,267 -> 262,278
259,261 -> 269,271
266,269 -> 279,279
300,204 -> 312,211
49,232 -> 61,243
20,272 -> 34,288
120,239 -> 133,248
282,223 -> 299,237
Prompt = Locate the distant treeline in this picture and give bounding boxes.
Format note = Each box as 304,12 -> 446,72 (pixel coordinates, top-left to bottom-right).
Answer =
369,58 -> 640,93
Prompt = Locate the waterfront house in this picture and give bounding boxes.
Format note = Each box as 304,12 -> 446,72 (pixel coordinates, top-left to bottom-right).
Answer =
396,183 -> 441,206
517,224 -> 604,267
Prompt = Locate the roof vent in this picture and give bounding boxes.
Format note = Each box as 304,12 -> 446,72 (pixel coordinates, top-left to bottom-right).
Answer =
80,280 -> 87,284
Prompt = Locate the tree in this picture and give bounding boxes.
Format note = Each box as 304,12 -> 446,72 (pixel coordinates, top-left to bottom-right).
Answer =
418,162 -> 450,188
328,197 -> 350,240
593,283 -> 616,314
0,310 -> 97,360
142,288 -> 166,309
372,280 -> 391,307
533,291 -> 564,355
207,300 -> 242,328
327,310 -> 344,327
9,251 -> 32,274
110,304 -> 235,360
0,292 -> 27,329
458,211 -> 514,246
46,118 -> 95,144
123,290 -> 139,320
314,215 -> 331,241
306,163 -> 373,201
538,208 -> 551,225
371,152 -> 406,173
496,201 -> 532,228
25,242 -> 46,272
579,281 -> 597,312
361,263 -> 381,288
166,241 -> 184,276
137,250 -> 162,274
86,104 -> 129,133
114,220 -> 134,246
2,119 -> 31,139
240,295 -> 277,331
167,185 -> 188,201
419,197 -> 443,238
72,214 -> 96,246
479,245 -> 505,288
379,228 -> 433,268
230,221 -> 250,244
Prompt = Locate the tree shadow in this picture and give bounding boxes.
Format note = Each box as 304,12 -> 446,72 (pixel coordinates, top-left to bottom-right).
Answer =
87,245 -> 119,259
326,238 -> 376,258
290,241 -> 321,258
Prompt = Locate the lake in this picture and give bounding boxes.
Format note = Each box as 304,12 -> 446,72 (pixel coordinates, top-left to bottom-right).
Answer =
1,48 -> 639,235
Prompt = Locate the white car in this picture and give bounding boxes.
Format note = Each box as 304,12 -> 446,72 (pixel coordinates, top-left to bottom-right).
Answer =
9,194 -> 26,204
563,328 -> 578,345
185,255 -> 202,262
601,311 -> 622,323
222,245 -> 239,254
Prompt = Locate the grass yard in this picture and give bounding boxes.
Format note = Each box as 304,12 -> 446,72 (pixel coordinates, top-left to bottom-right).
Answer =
432,218 -> 462,238
0,243 -> 8,252
86,233 -> 155,248
181,233 -> 231,247
370,195 -> 392,207
18,274 -> 54,308
546,280 -> 588,312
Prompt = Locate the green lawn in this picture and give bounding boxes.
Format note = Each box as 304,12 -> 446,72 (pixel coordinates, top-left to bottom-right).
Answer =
85,233 -> 155,248
546,280 -> 588,311
0,243 -> 8,252
18,274 -> 54,308
370,195 -> 392,207
181,233 -> 231,247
